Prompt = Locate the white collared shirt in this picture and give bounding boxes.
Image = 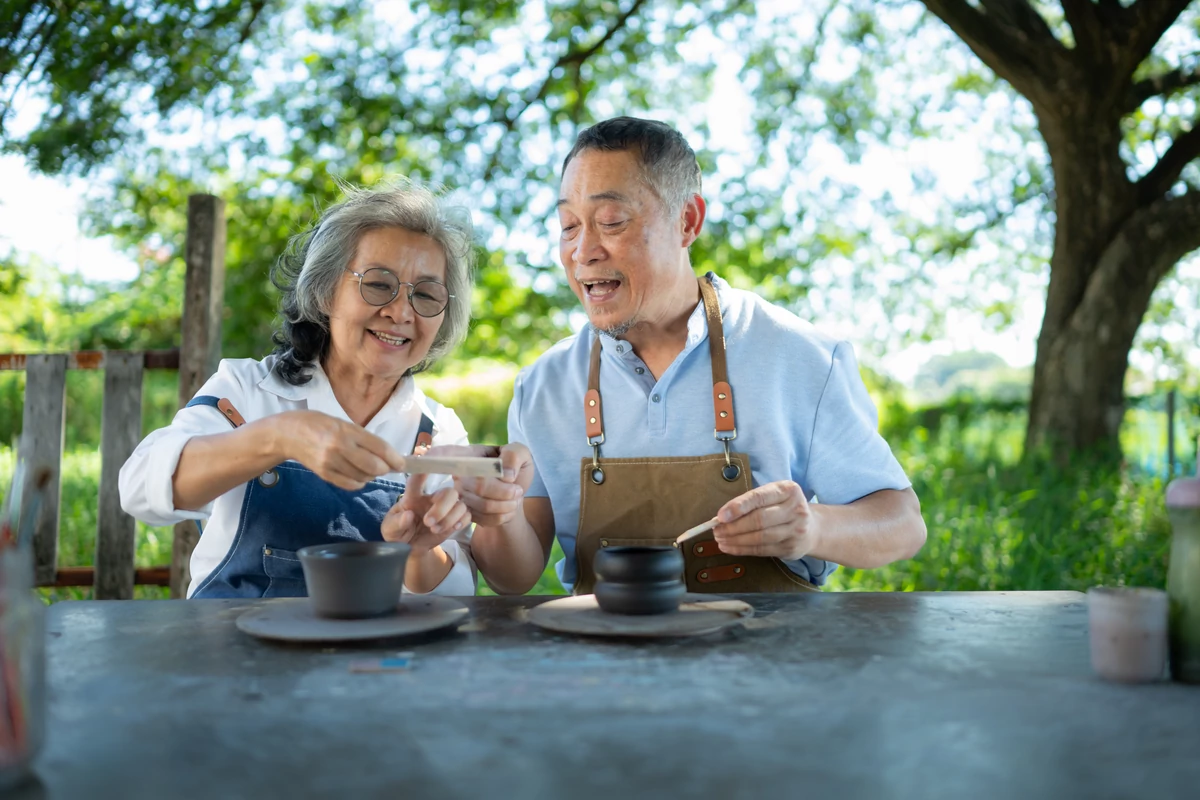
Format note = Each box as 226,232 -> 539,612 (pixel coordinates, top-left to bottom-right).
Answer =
119,355 -> 476,596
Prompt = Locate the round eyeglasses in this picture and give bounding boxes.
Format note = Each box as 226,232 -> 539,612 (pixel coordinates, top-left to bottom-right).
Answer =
345,269 -> 453,317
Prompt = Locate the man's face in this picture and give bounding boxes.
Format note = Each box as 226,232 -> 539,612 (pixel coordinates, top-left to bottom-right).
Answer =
556,148 -> 685,336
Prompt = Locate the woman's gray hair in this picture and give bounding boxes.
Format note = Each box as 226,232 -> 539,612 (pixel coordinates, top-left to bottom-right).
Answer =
270,179 -> 476,385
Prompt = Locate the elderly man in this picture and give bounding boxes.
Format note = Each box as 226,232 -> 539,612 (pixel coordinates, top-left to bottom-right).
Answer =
462,115 -> 926,595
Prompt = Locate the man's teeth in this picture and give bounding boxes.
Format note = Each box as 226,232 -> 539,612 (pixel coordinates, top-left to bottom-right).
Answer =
371,331 -> 409,346
585,280 -> 620,296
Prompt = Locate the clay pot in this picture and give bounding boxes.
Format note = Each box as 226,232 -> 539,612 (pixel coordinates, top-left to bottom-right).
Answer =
298,541 -> 410,619
1087,586 -> 1168,683
594,546 -> 685,615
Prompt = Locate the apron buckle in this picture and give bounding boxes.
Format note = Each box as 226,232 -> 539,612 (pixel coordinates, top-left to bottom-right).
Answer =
716,430 -> 740,482
590,441 -> 606,485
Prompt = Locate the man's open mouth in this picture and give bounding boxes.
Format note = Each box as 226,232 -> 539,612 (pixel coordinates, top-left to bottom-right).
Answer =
581,279 -> 622,298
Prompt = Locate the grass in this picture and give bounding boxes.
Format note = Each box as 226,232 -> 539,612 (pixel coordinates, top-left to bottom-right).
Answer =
1,369 -> 1191,602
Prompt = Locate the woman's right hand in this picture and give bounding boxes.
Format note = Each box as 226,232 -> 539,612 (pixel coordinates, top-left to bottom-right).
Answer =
275,410 -> 406,490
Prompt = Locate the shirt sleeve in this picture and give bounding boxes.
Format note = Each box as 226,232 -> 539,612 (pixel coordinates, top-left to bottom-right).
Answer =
118,359 -> 252,526
507,369 -> 548,498
802,341 -> 911,503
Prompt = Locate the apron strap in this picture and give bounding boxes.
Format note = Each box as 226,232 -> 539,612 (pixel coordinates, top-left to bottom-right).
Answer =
413,413 -> 435,452
186,396 -> 246,428
582,274 -> 736,444
699,275 -> 736,438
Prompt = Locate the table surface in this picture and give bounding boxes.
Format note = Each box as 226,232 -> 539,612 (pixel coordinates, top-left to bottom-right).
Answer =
26,592 -> 1200,800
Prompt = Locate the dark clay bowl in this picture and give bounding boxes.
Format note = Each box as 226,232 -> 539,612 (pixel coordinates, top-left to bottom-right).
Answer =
593,546 -> 685,615
297,541 -> 410,619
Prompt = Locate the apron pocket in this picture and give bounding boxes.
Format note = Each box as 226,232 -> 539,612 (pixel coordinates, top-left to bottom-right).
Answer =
262,546 -> 307,598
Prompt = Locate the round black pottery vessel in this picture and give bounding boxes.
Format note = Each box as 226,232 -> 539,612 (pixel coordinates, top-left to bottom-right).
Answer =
298,541 -> 410,619
593,546 -> 685,615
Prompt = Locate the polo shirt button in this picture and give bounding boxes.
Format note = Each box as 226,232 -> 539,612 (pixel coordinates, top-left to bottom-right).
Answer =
635,367 -> 644,375
616,345 -> 624,353
652,394 -> 661,403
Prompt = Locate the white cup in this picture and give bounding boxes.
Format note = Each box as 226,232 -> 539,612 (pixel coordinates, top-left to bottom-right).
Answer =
1087,586 -> 1168,683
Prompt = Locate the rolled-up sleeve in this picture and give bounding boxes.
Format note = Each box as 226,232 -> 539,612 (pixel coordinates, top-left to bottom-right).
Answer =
118,361 -> 249,526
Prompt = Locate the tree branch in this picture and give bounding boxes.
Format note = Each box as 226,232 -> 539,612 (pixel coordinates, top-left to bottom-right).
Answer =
480,0 -> 650,180
919,0 -> 1066,104
1137,120 -> 1200,204
1127,66 -> 1200,114
1060,0 -> 1104,59
1121,0 -> 1193,79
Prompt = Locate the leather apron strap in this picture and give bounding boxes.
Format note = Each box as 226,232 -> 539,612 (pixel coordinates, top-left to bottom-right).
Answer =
574,275 -> 817,595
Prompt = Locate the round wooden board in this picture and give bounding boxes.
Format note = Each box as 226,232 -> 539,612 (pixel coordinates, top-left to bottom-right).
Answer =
524,594 -> 753,638
236,595 -> 469,643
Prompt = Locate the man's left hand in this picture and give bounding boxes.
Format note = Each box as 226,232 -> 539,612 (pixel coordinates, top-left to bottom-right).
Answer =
712,480 -> 819,561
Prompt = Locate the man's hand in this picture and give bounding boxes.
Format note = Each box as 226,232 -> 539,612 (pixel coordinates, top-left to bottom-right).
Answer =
381,473 -> 471,553
712,480 -> 819,561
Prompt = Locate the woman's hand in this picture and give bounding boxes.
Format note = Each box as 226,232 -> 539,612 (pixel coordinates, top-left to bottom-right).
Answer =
380,473 -> 471,553
277,410 -> 406,491
425,443 -> 534,527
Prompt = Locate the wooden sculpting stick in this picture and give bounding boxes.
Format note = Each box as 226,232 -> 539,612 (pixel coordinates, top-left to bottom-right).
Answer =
399,456 -> 503,478
675,517 -> 719,545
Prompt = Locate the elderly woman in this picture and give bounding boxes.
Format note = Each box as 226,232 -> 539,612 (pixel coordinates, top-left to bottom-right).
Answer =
120,181 -> 478,597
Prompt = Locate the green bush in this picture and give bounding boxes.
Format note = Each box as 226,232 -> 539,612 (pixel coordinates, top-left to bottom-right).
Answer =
0,365 -> 1183,602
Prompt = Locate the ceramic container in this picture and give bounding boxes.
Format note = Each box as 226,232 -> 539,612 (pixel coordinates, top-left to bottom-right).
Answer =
298,541 -> 410,619
1087,586 -> 1168,683
594,546 -> 685,615
1166,476 -> 1200,683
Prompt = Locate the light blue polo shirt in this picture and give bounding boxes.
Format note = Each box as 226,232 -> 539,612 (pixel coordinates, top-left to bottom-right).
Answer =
508,273 -> 911,591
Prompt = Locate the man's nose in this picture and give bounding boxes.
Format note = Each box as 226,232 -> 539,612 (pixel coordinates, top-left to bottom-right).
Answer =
572,225 -> 604,265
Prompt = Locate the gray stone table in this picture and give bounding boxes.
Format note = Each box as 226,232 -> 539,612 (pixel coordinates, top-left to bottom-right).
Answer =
24,592 -> 1200,799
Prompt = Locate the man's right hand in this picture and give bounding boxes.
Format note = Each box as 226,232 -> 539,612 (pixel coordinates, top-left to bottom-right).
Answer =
276,410 -> 406,491
426,443 -> 535,527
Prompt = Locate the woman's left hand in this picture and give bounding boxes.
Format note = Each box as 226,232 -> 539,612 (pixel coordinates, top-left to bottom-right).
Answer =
381,473 -> 471,553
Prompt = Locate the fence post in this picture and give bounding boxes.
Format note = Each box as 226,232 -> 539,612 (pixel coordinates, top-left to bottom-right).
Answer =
171,194 -> 226,598
1167,389 -> 1176,479
95,352 -> 144,599
20,354 -> 67,586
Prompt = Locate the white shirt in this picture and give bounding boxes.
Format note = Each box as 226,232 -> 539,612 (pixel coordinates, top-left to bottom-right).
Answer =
119,355 -> 476,597
508,274 -> 912,591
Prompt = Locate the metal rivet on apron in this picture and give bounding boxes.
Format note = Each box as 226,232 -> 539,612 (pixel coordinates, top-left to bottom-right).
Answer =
259,469 -> 280,488
700,572 -> 709,580
600,539 -> 608,547
591,467 -> 605,485
589,416 -> 597,424
720,411 -> 728,418
718,392 -> 726,400
722,463 -> 741,482
734,567 -> 742,574
264,548 -> 272,556
696,545 -> 705,554
589,399 -> 596,407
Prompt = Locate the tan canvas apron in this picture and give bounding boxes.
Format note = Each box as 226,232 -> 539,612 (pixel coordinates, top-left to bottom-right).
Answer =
573,276 -> 818,595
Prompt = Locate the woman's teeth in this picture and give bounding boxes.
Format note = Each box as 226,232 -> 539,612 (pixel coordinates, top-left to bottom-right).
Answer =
371,330 -> 409,346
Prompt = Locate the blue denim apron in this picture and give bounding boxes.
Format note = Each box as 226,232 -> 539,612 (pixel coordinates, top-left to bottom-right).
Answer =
184,395 -> 434,598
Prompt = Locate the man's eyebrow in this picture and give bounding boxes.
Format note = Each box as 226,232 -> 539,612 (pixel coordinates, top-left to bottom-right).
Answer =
556,190 -> 634,208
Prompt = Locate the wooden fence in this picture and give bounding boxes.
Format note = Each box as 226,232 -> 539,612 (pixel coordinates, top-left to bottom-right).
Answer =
0,194 -> 226,599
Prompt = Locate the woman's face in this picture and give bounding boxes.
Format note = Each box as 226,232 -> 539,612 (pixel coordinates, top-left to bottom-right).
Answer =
324,226 -> 449,385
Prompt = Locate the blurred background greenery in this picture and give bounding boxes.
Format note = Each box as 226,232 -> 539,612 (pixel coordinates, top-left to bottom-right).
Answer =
3,1 -> 1200,599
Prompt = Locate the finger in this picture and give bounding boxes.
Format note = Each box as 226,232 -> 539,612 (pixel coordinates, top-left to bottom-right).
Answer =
713,502 -> 795,538
423,487 -> 460,529
717,481 -> 803,523
456,485 -> 519,520
717,524 -> 811,559
458,477 -> 523,502
381,509 -> 417,543
339,444 -> 393,481
498,443 -> 530,483
402,472 -> 430,500
350,428 -> 407,472
442,502 -> 472,535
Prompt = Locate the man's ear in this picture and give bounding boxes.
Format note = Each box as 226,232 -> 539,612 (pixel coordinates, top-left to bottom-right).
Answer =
680,194 -> 706,247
